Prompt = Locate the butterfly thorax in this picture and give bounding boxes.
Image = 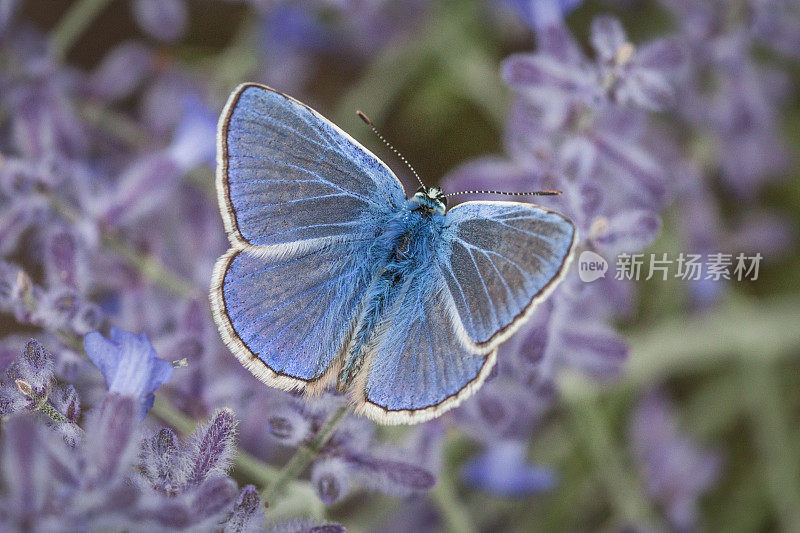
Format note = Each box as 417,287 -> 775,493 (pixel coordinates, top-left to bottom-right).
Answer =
336,204 -> 445,390
410,186 -> 447,215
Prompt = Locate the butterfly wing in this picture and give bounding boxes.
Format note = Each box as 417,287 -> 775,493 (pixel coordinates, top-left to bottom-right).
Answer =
439,201 -> 577,352
211,240 -> 374,390
354,200 -> 575,424
217,83 -> 406,252
354,274 -> 497,425
211,83 -> 405,392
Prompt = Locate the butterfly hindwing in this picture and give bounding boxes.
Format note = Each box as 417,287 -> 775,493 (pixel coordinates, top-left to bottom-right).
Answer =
356,273 -> 496,425
218,83 -> 406,251
211,237 -> 377,390
439,201 -> 577,351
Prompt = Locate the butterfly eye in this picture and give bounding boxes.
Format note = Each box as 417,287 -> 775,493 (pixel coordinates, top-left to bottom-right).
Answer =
416,186 -> 426,194
439,195 -> 448,207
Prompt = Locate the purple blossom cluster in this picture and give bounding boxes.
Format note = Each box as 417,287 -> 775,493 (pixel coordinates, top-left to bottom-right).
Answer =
630,390 -> 723,531
0,338 -> 344,532
440,0 -> 795,516
0,0 -> 795,530
1,1 -> 438,526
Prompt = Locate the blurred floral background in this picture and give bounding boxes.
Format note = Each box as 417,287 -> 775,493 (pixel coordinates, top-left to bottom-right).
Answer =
1,0 -> 799,531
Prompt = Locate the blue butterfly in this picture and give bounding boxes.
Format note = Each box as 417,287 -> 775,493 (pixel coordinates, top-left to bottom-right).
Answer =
210,83 -> 577,425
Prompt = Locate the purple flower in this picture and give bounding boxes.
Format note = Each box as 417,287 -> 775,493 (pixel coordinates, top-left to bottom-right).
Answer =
165,94 -> 218,173
0,339 -> 54,415
224,485 -> 265,533
631,391 -> 723,531
462,440 -> 557,496
131,0 -> 188,43
184,408 -> 237,486
84,328 -> 173,419
88,41 -> 154,103
311,456 -> 351,505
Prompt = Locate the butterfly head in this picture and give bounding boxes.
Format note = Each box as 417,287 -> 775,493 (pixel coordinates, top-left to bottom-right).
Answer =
412,186 -> 447,215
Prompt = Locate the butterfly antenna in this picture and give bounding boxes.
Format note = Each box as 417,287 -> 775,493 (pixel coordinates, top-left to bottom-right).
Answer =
357,110 -> 425,188
445,189 -> 562,197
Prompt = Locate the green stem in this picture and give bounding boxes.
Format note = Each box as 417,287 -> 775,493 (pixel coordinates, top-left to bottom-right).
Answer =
49,0 -> 114,62
265,403 -> 349,504
78,101 -> 150,147
567,398 -> 664,531
561,295 -> 800,401
742,362 -> 800,532
101,234 -> 196,299
431,434 -> 477,533
43,191 -> 197,299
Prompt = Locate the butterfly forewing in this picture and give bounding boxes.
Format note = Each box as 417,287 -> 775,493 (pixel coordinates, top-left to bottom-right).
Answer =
218,83 -> 406,251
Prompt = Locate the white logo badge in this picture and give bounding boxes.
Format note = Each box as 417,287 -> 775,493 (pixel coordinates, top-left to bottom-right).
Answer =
578,250 -> 608,282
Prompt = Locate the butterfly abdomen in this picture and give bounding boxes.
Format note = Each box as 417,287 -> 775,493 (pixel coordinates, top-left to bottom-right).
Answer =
337,208 -> 443,391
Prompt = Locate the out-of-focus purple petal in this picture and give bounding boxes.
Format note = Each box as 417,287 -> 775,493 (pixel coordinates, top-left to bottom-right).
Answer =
139,74 -> 189,136
267,404 -> 311,446
462,440 -> 557,496
559,325 -> 629,379
635,39 -> 686,72
0,415 -> 50,525
44,228 -> 81,290
88,41 -> 153,102
504,0 -> 585,33
619,68 -> 675,111
96,154 -> 181,227
502,53 -> 595,99
591,15 -> 628,63
727,211 -> 796,258
83,328 -> 173,419
140,427 -> 184,495
631,391 -> 723,531
190,476 -> 238,519
592,209 -> 662,256
349,453 -> 436,496
131,0 -> 188,43
0,0 -> 20,37
166,94 -> 217,173
82,394 -> 138,487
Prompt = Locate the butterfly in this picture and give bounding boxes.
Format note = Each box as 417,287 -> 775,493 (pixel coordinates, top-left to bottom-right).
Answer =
210,83 -> 577,425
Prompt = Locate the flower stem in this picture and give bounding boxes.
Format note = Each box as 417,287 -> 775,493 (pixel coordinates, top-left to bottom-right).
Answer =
43,191 -> 197,299
742,361 -> 800,532
567,398 -> 664,530
49,0 -> 114,62
265,403 -> 350,504
432,433 -> 478,533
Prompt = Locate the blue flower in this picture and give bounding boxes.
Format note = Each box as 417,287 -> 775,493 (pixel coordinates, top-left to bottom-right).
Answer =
166,93 -> 217,173
503,0 -> 584,31
462,440 -> 557,497
84,328 -> 173,419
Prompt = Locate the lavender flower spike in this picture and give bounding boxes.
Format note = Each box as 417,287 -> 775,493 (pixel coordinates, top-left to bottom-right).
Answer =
84,328 -> 173,419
